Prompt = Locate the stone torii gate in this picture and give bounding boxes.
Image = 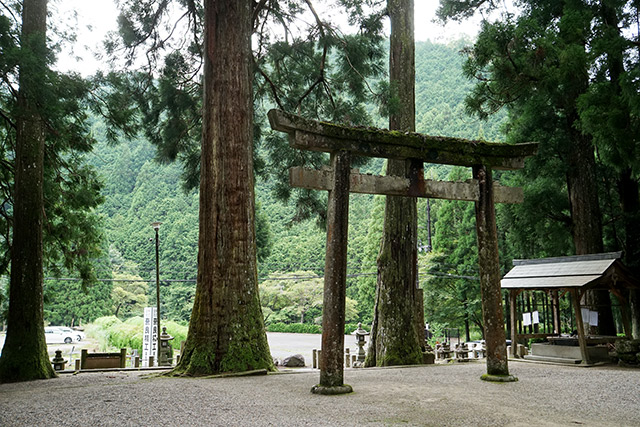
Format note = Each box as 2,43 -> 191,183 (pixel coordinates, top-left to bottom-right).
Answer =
268,109 -> 538,394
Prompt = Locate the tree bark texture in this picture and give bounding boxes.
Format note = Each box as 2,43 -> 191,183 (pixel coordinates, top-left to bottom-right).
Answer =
0,0 -> 55,382
0,0 -> 55,383
366,0 -> 422,367
566,127 -> 615,336
609,32 -> 640,338
618,170 -> 640,338
473,165 -> 510,376
318,151 -> 351,390
556,8 -> 616,336
172,0 -> 273,376
600,3 -> 640,338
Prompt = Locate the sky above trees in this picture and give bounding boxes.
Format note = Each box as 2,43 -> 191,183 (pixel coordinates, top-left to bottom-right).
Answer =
54,0 -> 491,75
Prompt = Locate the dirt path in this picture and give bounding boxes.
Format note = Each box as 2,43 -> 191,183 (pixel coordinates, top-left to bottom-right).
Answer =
0,361 -> 638,426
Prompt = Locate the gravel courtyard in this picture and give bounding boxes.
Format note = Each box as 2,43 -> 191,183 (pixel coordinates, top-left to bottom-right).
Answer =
0,360 -> 638,426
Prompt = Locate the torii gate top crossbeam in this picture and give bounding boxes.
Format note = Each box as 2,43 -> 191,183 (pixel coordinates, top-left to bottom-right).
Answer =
268,109 -> 538,170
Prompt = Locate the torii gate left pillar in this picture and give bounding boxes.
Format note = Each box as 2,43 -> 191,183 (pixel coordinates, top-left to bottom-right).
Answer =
473,164 -> 512,380
311,151 -> 353,395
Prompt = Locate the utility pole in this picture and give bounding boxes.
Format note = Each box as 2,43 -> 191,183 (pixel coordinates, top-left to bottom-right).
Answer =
426,199 -> 432,252
151,221 -> 162,366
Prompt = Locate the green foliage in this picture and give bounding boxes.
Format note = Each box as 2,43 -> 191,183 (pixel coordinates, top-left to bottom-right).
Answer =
259,272 -> 325,325
92,315 -> 123,329
266,322 -> 369,335
352,194 -> 384,326
84,39 -> 509,330
87,316 -> 188,352
425,322 -> 445,348
414,40 -> 506,140
44,278 -> 112,326
85,316 -> 120,350
436,0 -> 501,22
259,271 -> 359,327
421,168 -> 483,339
0,1 -> 107,286
111,272 -> 148,319
435,0 -> 640,337
439,0 -> 640,268
266,322 -> 322,334
344,322 -> 370,335
4,32 -> 513,333
106,317 -> 144,351
102,0 -> 389,230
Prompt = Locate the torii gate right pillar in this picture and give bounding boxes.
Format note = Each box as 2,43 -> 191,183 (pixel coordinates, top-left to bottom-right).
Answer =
473,165 -> 514,381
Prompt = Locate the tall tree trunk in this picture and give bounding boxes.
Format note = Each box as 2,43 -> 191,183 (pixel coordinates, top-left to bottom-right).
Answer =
0,0 -> 55,382
560,3 -> 615,335
171,0 -> 273,376
566,125 -> 616,336
366,0 -> 422,367
619,172 -> 640,337
600,2 -> 640,338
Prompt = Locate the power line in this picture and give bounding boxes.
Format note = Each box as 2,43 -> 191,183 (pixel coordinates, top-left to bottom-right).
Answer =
44,277 -> 196,283
44,270 -> 479,283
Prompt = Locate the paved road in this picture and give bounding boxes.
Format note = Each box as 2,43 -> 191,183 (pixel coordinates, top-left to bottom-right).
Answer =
0,333 -> 85,360
267,332 -> 359,366
0,332 -> 356,368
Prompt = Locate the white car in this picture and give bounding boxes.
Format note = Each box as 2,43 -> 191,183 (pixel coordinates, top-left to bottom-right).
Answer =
54,327 -> 85,342
45,326 -> 85,344
44,327 -> 75,344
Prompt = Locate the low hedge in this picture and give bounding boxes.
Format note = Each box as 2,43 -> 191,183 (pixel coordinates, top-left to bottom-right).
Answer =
265,322 -> 370,335
88,316 -> 188,353
266,322 -> 321,334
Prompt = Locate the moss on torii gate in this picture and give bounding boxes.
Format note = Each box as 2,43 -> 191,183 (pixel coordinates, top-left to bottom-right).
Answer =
269,109 -> 538,391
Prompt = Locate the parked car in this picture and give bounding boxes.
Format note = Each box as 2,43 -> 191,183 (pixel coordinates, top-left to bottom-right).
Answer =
53,327 -> 85,342
44,327 -> 75,344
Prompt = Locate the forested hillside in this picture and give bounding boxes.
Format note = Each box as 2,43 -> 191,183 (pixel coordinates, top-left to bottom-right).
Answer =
42,40 -> 507,333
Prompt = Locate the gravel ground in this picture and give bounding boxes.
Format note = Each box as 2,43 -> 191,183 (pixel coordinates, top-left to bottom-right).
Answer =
0,360 -> 638,427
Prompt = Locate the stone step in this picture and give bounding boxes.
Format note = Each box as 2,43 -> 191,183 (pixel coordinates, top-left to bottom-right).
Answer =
523,355 -> 581,364
529,342 -> 610,362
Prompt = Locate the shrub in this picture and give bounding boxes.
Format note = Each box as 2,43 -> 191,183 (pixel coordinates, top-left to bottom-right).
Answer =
92,316 -> 122,329
344,323 -> 370,335
266,322 -> 321,334
110,319 -> 143,351
163,320 -> 188,349
266,322 -> 370,334
85,316 -> 188,353
85,316 -> 123,351
426,322 -> 445,348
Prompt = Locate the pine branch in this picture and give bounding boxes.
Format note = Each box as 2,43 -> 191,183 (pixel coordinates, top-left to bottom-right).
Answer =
0,109 -> 15,129
255,61 -> 285,110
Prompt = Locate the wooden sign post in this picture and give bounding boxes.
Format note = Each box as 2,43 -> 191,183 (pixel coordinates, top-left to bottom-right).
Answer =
268,109 -> 537,392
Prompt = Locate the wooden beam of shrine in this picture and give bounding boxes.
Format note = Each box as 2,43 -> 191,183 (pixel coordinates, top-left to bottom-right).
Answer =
269,109 -> 538,170
289,167 -> 524,204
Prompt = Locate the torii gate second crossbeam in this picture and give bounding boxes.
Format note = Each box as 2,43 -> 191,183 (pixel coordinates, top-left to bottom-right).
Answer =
268,109 -> 538,393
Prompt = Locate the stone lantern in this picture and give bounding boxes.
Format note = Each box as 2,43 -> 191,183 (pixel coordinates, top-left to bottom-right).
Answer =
158,327 -> 174,366
352,322 -> 370,363
51,349 -> 67,371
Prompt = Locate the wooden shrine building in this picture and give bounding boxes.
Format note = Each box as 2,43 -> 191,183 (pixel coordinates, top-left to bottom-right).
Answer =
502,252 -> 640,364
268,109 -> 538,392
